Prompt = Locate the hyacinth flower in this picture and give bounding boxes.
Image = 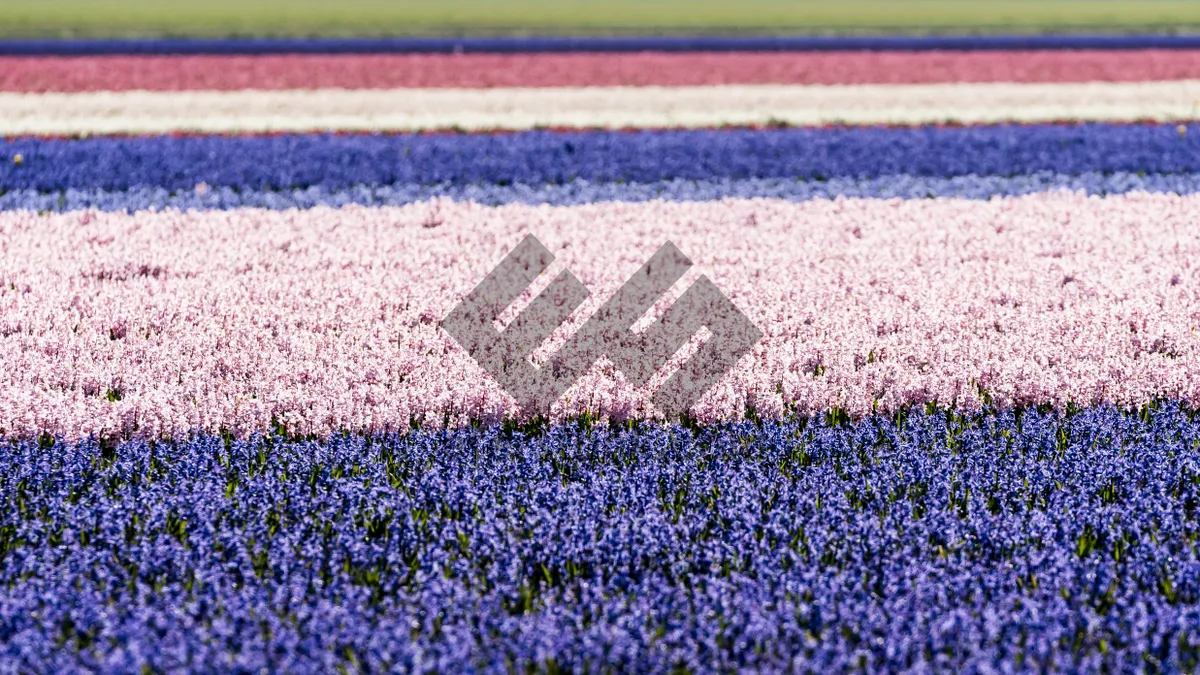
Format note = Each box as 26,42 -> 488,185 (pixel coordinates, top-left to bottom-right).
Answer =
0,404 -> 1197,672
4,124 -> 1200,194
0,193 -> 1197,437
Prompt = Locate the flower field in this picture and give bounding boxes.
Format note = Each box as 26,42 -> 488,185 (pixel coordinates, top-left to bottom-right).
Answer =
3,407 -> 1200,672
2,34 -> 1200,673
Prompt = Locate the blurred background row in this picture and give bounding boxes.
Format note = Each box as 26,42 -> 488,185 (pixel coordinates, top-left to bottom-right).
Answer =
5,0 -> 1200,39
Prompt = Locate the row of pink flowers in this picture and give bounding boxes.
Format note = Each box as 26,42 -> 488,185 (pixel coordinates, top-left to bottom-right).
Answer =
4,49 -> 1200,92
0,192 -> 1195,438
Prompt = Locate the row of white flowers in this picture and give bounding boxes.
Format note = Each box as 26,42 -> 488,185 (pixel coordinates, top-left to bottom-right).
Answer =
2,80 -> 1200,135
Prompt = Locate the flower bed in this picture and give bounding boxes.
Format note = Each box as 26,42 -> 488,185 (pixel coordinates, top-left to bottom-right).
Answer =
4,124 -> 1199,192
0,194 -> 1196,438
2,406 -> 1198,672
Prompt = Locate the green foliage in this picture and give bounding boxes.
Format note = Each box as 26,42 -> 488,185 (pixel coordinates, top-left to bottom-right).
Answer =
4,0 -> 1200,39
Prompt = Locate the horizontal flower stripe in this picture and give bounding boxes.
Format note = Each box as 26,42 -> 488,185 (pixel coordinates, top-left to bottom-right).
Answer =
3,124 -> 1196,192
8,34 -> 1200,56
3,408 -> 1199,671
8,50 -> 1200,92
0,193 -> 1195,439
5,81 -> 1200,135
6,172 -> 1200,213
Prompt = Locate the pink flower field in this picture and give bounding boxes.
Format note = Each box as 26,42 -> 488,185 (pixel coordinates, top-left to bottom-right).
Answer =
1,192 -> 1195,438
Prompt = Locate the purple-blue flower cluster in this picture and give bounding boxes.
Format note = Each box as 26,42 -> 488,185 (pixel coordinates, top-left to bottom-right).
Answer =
2,124 -> 1197,193
6,34 -> 1200,56
2,404 -> 1199,673
4,171 -> 1200,213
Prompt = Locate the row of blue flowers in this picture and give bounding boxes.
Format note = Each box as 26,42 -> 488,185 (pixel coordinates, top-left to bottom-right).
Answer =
4,171 -> 1200,213
2,124 -> 1197,193
8,34 -> 1200,56
2,403 -> 1199,673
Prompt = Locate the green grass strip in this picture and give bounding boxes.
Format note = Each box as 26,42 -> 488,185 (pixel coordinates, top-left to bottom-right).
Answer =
5,0 -> 1200,39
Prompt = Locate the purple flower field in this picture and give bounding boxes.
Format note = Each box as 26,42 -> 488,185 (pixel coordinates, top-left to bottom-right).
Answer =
2,405 -> 1199,673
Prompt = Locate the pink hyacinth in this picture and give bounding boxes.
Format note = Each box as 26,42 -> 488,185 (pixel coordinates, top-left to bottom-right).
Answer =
0,191 -> 1195,438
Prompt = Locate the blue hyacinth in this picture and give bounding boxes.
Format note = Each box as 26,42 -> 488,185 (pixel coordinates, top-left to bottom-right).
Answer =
2,124 -> 1198,194
2,404 -> 1199,673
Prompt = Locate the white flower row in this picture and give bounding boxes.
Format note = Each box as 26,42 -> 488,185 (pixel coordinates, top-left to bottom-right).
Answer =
2,80 -> 1200,135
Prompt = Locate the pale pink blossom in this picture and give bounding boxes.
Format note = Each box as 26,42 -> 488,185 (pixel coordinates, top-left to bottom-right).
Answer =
0,191 -> 1195,438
